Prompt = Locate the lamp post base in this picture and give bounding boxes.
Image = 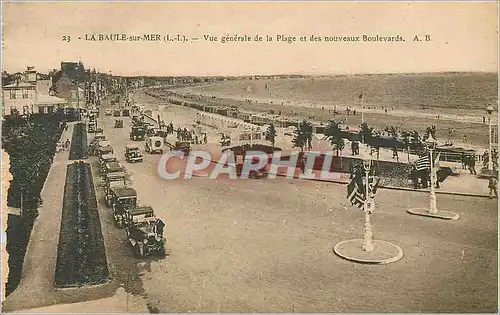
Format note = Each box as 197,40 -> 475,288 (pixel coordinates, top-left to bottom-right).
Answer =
333,239 -> 403,264
407,208 -> 460,220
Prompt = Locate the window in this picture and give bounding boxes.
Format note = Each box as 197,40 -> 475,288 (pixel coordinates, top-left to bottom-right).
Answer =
9,90 -> 16,99
23,106 -> 30,115
22,89 -> 29,99
38,106 -> 46,114
47,106 -> 54,113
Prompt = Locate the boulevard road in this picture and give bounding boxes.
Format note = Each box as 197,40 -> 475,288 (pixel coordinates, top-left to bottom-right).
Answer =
95,104 -> 497,313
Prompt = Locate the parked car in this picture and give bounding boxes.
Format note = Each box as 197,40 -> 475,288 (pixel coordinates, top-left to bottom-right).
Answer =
113,109 -> 121,117
125,211 -> 165,257
88,123 -> 96,133
122,108 -> 130,116
106,187 -> 137,218
130,125 -> 146,141
145,136 -> 163,154
119,206 -> 155,229
104,171 -> 127,188
105,108 -> 113,116
98,145 -> 114,158
99,153 -> 117,173
125,144 -> 143,163
103,161 -> 124,178
115,119 -> 124,128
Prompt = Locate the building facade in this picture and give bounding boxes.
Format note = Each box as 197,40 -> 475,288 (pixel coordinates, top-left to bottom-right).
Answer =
2,81 -> 37,116
2,67 -> 67,117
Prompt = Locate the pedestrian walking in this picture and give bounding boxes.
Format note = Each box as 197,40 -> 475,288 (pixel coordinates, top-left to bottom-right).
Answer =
483,116 -> 486,124
461,152 -> 467,170
468,155 -> 477,175
154,217 -> 166,239
488,175 -> 498,198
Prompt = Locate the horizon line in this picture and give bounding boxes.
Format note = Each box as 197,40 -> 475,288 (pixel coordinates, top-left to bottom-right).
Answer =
5,68 -> 497,78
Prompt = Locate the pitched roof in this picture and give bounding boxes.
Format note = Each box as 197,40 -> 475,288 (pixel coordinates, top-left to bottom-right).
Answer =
52,62 -> 85,84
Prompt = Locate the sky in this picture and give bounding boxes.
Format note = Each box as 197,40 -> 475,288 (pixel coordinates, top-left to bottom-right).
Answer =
1,2 -> 498,76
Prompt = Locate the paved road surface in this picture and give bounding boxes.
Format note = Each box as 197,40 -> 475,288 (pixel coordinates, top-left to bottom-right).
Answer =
96,101 -> 497,313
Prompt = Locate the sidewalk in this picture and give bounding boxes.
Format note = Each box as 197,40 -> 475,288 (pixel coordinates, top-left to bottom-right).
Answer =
2,123 -> 75,311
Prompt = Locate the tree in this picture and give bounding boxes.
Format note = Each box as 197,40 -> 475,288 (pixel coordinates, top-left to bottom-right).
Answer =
291,126 -> 306,152
410,130 -> 424,154
291,120 -> 313,152
301,120 -> 314,150
324,120 -> 346,165
265,124 -> 277,148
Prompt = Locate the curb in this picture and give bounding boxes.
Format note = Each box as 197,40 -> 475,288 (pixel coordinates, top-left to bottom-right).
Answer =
297,175 -> 490,198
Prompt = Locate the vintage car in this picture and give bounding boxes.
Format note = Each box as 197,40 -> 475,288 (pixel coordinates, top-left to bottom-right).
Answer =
130,125 -> 146,141
125,212 -> 165,257
105,108 -> 113,116
106,186 -> 137,212
145,136 -> 163,154
104,171 -> 126,187
172,141 -> 191,155
98,144 -> 114,157
117,206 -> 155,229
113,109 -> 122,117
115,119 -> 124,128
220,135 -> 231,146
90,108 -> 99,118
94,134 -> 106,143
125,144 -> 143,163
99,153 -> 117,172
122,108 -> 130,116
88,123 -> 96,133
103,161 -> 124,178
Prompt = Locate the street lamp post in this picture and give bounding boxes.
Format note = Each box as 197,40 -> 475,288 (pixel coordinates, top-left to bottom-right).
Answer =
486,105 -> 494,171
361,151 -> 374,252
407,133 -> 460,220
333,147 -> 404,264
427,134 -> 438,214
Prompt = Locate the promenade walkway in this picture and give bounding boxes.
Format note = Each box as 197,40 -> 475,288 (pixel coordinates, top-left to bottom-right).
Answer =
2,123 -> 75,311
2,122 -> 149,312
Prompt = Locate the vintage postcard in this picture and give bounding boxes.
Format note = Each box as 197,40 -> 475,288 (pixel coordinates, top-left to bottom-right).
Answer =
1,1 -> 498,313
